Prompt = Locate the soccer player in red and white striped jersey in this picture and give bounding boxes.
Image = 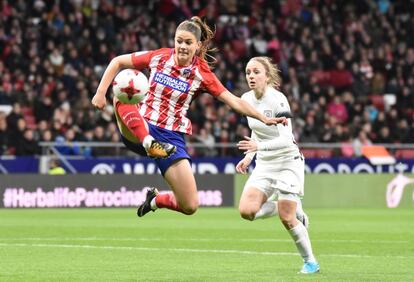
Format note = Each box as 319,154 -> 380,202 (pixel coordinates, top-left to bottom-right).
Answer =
92,16 -> 287,218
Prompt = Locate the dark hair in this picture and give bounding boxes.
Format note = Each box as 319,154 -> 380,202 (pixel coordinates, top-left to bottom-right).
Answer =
176,16 -> 216,64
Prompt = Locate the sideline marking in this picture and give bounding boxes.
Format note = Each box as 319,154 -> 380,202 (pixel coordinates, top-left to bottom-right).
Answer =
0,237 -> 408,244
0,242 -> 412,259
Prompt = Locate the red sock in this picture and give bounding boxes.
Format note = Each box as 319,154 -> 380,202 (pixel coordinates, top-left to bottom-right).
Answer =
116,102 -> 149,142
155,193 -> 186,214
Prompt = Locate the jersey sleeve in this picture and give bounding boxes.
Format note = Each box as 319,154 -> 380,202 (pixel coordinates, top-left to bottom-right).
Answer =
199,61 -> 226,97
131,51 -> 152,70
256,122 -> 294,151
130,48 -> 170,70
274,93 -> 293,118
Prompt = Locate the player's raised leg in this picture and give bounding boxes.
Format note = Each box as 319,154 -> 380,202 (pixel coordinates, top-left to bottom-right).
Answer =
113,98 -> 176,158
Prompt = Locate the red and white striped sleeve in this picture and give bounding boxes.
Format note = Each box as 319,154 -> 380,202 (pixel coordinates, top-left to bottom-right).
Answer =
199,60 -> 226,97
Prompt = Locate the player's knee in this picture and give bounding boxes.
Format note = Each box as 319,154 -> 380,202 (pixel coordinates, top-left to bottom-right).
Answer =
239,207 -> 255,221
279,213 -> 296,229
181,201 -> 198,215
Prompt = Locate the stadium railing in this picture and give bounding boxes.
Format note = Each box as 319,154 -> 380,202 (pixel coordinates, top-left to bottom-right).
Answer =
37,141 -> 414,159
0,142 -> 412,174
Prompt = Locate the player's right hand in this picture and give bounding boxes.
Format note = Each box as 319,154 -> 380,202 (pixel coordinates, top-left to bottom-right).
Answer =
236,158 -> 252,174
264,116 -> 287,126
91,94 -> 107,110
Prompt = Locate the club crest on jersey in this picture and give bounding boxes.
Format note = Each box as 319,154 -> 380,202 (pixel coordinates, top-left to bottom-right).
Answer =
264,110 -> 273,118
153,72 -> 190,92
182,68 -> 192,77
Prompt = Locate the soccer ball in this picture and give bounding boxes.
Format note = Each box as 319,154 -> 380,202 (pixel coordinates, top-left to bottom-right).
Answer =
112,69 -> 149,104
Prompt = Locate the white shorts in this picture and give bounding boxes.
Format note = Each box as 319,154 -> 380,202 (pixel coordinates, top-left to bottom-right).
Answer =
243,155 -> 304,198
276,190 -> 301,204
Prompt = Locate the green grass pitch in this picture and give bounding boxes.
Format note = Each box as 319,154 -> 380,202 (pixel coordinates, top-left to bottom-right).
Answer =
0,208 -> 413,281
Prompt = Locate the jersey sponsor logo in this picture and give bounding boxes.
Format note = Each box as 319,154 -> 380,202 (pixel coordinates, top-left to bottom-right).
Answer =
153,72 -> 190,92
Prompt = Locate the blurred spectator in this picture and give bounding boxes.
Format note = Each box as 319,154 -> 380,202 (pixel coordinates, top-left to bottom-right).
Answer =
54,134 -> 81,156
0,1 -> 413,158
353,131 -> 373,157
48,159 -> 66,175
340,133 -> 355,158
195,127 -> 216,157
0,114 -> 9,155
327,96 -> 348,124
376,126 -> 393,144
16,129 -> 40,155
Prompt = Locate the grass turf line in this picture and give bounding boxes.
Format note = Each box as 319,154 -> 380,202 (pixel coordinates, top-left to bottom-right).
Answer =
0,208 -> 413,281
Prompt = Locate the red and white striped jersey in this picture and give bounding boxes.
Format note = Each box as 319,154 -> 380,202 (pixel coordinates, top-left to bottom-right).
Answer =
131,48 -> 226,135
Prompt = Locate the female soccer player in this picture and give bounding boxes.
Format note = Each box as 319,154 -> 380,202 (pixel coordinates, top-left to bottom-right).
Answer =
91,17 -> 286,217
236,57 -> 320,274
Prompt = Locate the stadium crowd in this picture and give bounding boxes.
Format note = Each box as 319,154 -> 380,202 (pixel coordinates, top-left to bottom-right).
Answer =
0,0 -> 413,157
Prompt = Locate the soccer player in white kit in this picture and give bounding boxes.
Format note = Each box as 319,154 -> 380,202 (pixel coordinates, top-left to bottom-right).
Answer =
236,57 -> 320,274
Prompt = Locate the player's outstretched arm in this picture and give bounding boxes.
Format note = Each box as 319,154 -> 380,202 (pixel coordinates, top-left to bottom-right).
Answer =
217,90 -> 287,125
92,54 -> 134,110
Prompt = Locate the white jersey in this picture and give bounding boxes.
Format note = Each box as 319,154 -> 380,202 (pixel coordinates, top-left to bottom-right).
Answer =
242,86 -> 304,196
242,86 -> 300,164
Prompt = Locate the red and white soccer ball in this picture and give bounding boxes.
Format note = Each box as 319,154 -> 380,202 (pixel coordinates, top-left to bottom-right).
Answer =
112,69 -> 149,104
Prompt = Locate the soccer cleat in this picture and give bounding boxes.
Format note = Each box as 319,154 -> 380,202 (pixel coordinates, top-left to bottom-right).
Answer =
299,261 -> 320,274
146,140 -> 176,159
137,187 -> 159,217
297,212 -> 309,229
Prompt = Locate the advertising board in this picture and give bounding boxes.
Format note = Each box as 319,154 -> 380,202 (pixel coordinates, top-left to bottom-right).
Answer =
1,175 -> 234,208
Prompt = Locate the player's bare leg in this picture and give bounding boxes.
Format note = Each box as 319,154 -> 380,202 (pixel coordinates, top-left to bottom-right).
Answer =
239,188 -> 308,225
138,159 -> 198,216
239,187 -> 272,220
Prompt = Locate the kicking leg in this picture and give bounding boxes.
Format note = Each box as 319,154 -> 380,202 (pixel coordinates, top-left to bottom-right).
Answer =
113,98 -> 176,158
114,98 -> 149,143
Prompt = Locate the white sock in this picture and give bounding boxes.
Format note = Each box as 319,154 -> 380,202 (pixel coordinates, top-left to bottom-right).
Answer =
295,200 -> 305,220
254,201 -> 278,220
288,222 -> 316,263
150,198 -> 158,210
142,135 -> 154,151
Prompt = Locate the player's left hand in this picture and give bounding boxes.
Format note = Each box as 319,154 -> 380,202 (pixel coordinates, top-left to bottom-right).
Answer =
237,136 -> 258,154
236,157 -> 252,174
263,116 -> 287,126
91,93 -> 107,110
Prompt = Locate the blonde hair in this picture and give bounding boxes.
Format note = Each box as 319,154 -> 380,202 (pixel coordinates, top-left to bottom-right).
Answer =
176,16 -> 216,64
249,56 -> 281,89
